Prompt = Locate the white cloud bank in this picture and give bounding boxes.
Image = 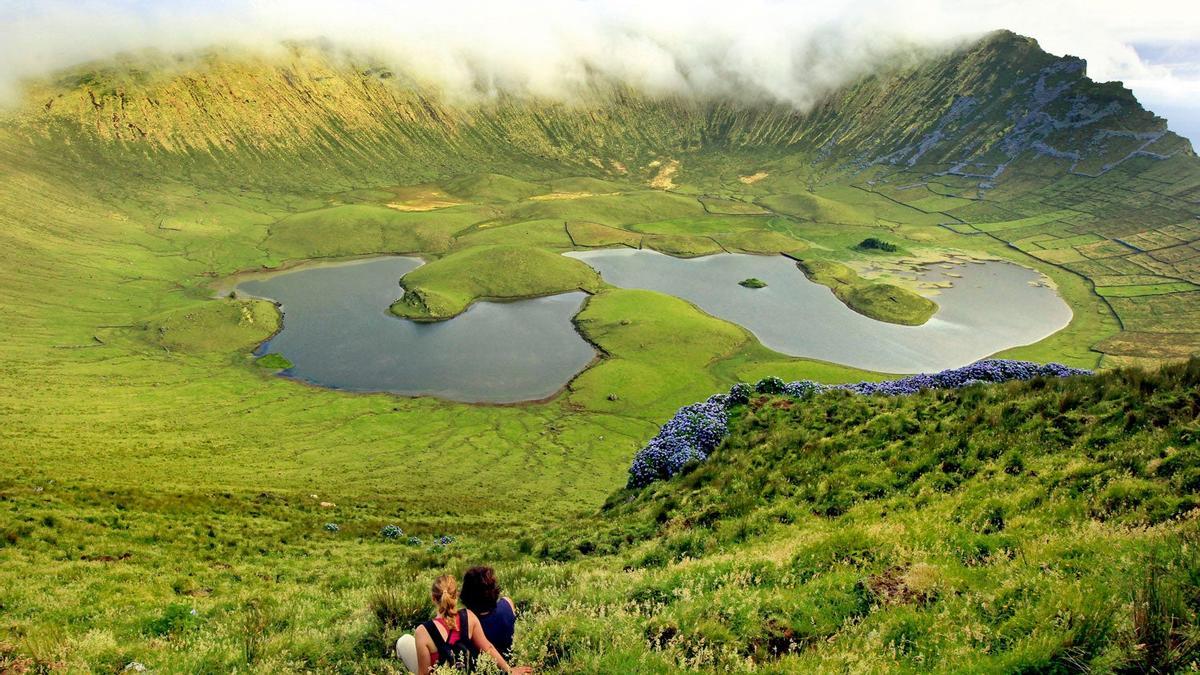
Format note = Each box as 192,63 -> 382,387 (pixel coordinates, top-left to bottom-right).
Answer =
1,0 -> 1198,140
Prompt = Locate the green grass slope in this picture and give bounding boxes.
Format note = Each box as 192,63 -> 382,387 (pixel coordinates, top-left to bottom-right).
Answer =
442,174 -> 548,203
5,362 -> 1198,672
521,360 -> 1200,672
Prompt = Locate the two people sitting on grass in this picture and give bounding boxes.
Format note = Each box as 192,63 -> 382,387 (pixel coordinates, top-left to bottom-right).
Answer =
395,566 -> 530,674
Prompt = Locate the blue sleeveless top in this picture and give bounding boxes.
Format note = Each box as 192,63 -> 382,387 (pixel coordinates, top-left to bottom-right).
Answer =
477,597 -> 516,658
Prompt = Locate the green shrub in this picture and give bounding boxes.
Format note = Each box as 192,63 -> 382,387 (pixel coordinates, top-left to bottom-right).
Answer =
788,529 -> 883,583
635,545 -> 670,569
1127,543 -> 1200,672
857,237 -> 900,252
1094,478 -> 1161,518
516,615 -> 609,670
365,586 -> 429,657
143,603 -> 202,638
880,608 -> 925,656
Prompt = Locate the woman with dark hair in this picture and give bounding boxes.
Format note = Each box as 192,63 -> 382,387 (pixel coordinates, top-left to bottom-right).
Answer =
460,565 -> 518,659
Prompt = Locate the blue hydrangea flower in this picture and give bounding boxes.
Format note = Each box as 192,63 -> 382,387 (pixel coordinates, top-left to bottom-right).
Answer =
380,524 -> 403,540
626,359 -> 1089,488
627,398 -> 729,488
726,383 -> 752,407
783,380 -> 821,399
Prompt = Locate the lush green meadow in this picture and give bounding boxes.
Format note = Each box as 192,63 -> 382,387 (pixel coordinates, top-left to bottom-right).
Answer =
1,31 -> 1199,672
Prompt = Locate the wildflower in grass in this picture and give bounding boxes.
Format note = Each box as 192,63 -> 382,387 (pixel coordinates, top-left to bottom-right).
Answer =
627,359 -> 1090,487
324,523 -> 339,533
436,535 -> 455,546
380,524 -> 403,540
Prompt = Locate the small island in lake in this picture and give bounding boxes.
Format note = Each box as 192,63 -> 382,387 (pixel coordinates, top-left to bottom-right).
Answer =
255,353 -> 294,369
738,277 -> 768,288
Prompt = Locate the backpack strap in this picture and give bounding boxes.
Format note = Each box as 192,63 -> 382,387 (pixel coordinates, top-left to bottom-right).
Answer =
456,610 -> 470,645
423,619 -> 452,662
454,609 -> 477,671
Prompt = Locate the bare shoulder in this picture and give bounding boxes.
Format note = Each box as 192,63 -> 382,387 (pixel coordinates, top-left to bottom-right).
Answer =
463,609 -> 481,635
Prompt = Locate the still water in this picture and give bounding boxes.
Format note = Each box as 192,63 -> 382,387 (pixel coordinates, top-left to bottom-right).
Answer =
236,257 -> 596,403
568,249 -> 1072,373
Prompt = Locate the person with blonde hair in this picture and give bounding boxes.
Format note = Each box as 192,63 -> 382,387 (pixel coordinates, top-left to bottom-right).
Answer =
395,574 -> 531,674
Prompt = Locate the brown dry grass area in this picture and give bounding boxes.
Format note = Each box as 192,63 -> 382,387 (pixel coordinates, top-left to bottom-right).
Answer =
649,159 -> 680,190
739,171 -> 769,184
565,221 -> 641,248
1096,331 -> 1200,359
527,191 -> 620,202
385,186 -> 463,212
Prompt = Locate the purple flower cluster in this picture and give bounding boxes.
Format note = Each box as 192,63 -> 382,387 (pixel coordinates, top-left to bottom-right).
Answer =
726,383 -> 752,406
783,380 -> 822,399
627,396 -> 730,488
828,359 -> 1090,396
627,360 -> 1089,488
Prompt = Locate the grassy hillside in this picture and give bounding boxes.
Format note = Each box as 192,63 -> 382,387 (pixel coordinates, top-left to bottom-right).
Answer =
0,27 -> 1199,673
513,360 -> 1200,672
4,362 -> 1198,672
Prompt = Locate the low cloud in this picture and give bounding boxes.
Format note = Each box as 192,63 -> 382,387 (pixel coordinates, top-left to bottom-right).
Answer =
1,0 -> 1198,137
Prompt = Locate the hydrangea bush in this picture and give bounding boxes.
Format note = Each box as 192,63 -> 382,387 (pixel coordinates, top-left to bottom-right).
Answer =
627,397 -> 730,488
380,525 -> 404,540
627,359 -> 1089,488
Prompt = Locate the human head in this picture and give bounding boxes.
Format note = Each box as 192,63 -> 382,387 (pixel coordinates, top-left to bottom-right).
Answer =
431,574 -> 459,626
460,565 -> 500,614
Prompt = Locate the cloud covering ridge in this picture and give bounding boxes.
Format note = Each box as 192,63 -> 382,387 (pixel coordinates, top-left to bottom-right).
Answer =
1,0 -> 1197,139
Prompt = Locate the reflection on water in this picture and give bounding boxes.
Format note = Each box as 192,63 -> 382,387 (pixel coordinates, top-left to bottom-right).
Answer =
568,249 -> 1072,373
237,257 -> 596,403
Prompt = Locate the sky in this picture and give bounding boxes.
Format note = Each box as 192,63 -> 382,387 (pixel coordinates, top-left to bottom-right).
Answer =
0,0 -> 1197,144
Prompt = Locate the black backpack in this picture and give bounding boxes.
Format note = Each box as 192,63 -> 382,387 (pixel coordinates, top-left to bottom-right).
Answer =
423,609 -> 476,671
